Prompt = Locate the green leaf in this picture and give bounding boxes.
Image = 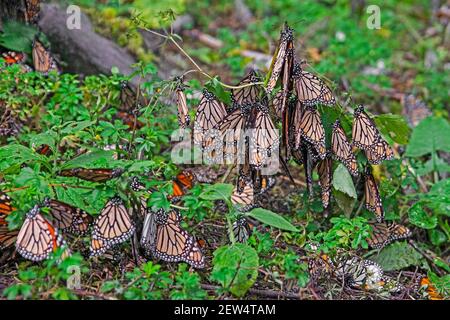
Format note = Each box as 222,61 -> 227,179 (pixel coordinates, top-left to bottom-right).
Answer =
368,242 -> 425,271
332,190 -> 356,216
0,145 -> 38,172
205,77 -> 232,105
211,244 -> 259,297
200,183 -> 234,202
429,229 -> 447,246
374,114 -> 411,145
405,117 -> 450,157
332,163 -> 357,198
30,132 -> 57,153
127,160 -> 157,173
409,203 -> 438,229
60,120 -> 95,135
416,157 -> 450,176
247,208 -> 299,232
60,150 -> 116,169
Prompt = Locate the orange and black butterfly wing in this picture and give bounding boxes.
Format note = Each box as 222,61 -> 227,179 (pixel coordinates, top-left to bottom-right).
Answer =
58,168 -> 124,183
364,169 -> 384,222
0,225 -> 19,250
32,38 -> 58,74
0,192 -> 15,224
317,155 -> 332,209
332,120 -> 358,176
45,199 -> 93,235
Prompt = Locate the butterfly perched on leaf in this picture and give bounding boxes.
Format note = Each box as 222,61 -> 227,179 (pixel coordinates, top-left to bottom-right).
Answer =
364,167 -> 384,223
231,177 -> 255,212
169,169 -> 196,202
367,221 -> 411,249
292,61 -> 335,107
32,38 -> 59,74
118,80 -> 148,112
331,120 -> 358,176
90,197 -> 135,257
58,167 -> 124,183
16,204 -> 71,262
42,198 -> 93,236
232,216 -> 253,243
152,208 -> 205,269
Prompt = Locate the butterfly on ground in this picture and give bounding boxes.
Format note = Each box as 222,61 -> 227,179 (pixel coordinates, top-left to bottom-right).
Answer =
364,167 -> 384,223
42,198 -> 93,236
32,38 -> 59,74
232,216 -> 253,243
16,204 -> 70,262
331,120 -> 358,176
152,208 -> 205,268
331,255 -> 383,289
168,169 -> 196,201
417,276 -> 444,300
58,167 -> 124,183
297,105 -> 326,159
0,191 -> 15,225
267,23 -> 294,93
0,225 -> 19,251
90,197 -> 135,257
367,221 -> 411,249
292,61 -> 335,107
316,154 -> 333,209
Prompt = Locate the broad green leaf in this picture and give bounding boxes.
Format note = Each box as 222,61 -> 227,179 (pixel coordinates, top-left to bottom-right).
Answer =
368,242 -> 426,271
247,208 -> 299,232
60,150 -> 116,169
61,120 -> 95,135
205,77 -> 232,105
127,160 -> 157,173
374,114 -> 410,145
30,132 -> 57,153
408,203 -> 438,229
0,145 -> 38,171
416,157 -> 450,176
429,229 -> 447,246
332,163 -> 357,198
332,190 -> 356,216
200,183 -> 233,202
405,117 -> 450,157
211,244 -> 259,297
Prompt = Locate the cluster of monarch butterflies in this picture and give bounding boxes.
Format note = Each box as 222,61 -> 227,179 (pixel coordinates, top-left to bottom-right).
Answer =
0,167 -> 206,268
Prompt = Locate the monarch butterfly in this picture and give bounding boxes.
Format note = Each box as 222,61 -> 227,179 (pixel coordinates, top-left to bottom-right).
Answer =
119,80 -> 147,112
364,168 -> 384,223
32,38 -> 58,74
297,106 -> 326,159
231,176 -> 255,212
0,225 -> 18,250
308,253 -> 333,279
365,139 -> 395,164
193,89 -> 228,149
169,170 -> 196,201
259,175 -> 276,195
114,111 -> 145,130
332,255 -> 382,289
175,81 -> 190,129
232,217 -> 253,243
351,105 -> 383,152
34,143 -> 52,156
271,90 -> 285,120
2,51 -> 26,65
292,61 -> 335,107
249,102 -> 280,168
16,204 -> 70,262
0,192 -> 15,224
24,0 -> 41,24
331,120 -> 358,176
140,210 -> 157,256
42,198 -> 93,236
58,167 -> 124,183
152,209 -> 205,268
317,155 -> 332,209
267,23 -> 293,93
90,197 -> 135,257
367,221 -> 411,249
231,70 -> 262,107
418,276 -> 444,300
